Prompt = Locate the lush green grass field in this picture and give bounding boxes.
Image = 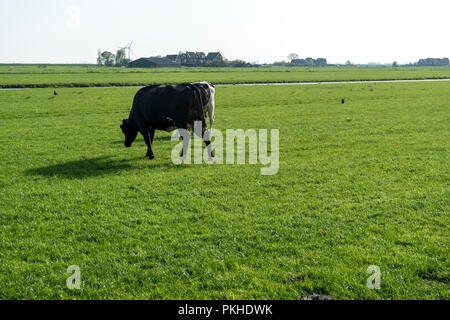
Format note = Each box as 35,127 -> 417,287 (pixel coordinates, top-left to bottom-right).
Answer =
1,65 -> 450,88
0,81 -> 448,299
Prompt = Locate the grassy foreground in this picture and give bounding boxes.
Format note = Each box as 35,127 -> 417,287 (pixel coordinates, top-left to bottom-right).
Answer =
0,81 -> 448,299
1,65 -> 450,88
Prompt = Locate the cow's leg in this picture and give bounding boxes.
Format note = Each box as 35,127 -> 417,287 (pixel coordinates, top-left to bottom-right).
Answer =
146,128 -> 156,159
202,128 -> 215,160
180,129 -> 190,161
145,130 -> 155,159
193,124 -> 214,160
139,125 -> 154,159
149,128 -> 155,144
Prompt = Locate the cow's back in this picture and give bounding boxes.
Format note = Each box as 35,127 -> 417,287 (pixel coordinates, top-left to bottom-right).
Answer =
131,84 -> 203,129
133,85 -> 184,116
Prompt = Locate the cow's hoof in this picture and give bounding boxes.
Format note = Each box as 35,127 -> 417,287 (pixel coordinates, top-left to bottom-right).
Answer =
147,154 -> 155,160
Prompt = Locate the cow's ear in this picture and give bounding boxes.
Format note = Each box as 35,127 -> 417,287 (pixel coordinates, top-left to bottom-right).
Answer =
120,124 -> 124,129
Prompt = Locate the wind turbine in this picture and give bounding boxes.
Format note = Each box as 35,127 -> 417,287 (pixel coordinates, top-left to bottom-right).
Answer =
118,41 -> 134,61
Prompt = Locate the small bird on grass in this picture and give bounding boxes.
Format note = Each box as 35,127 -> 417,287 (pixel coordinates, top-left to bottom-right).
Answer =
54,90 -> 58,96
341,98 -> 345,104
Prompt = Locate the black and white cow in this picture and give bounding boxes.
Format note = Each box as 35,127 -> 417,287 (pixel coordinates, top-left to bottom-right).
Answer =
120,82 -> 215,160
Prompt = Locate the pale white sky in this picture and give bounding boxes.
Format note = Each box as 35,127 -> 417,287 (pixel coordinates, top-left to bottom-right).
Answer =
0,0 -> 449,64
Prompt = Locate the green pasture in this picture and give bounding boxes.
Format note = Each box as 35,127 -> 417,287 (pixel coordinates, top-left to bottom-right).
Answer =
0,80 -> 448,299
1,65 -> 450,88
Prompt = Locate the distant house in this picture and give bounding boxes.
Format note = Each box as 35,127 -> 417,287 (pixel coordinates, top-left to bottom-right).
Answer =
133,51 -> 224,67
292,57 -> 327,67
417,58 -> 449,66
196,52 -> 206,64
165,54 -> 178,62
315,58 -> 328,66
175,52 -> 194,66
292,58 -> 316,66
128,57 -> 181,68
291,58 -> 306,65
185,52 -> 200,66
206,52 -> 223,64
305,57 -> 315,66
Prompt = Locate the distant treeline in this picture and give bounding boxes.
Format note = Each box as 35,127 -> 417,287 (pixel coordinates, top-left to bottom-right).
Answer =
97,49 -> 130,67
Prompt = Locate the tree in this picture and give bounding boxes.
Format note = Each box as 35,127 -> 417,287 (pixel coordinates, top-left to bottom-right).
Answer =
345,60 -> 353,66
101,51 -> 115,67
287,53 -> 299,63
121,58 -> 131,67
225,59 -> 251,67
115,49 -> 131,67
115,49 -> 125,66
96,49 -> 104,66
392,61 -> 398,67
273,60 -> 289,66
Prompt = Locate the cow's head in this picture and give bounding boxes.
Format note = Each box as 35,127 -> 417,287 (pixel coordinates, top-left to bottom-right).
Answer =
120,119 -> 137,148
